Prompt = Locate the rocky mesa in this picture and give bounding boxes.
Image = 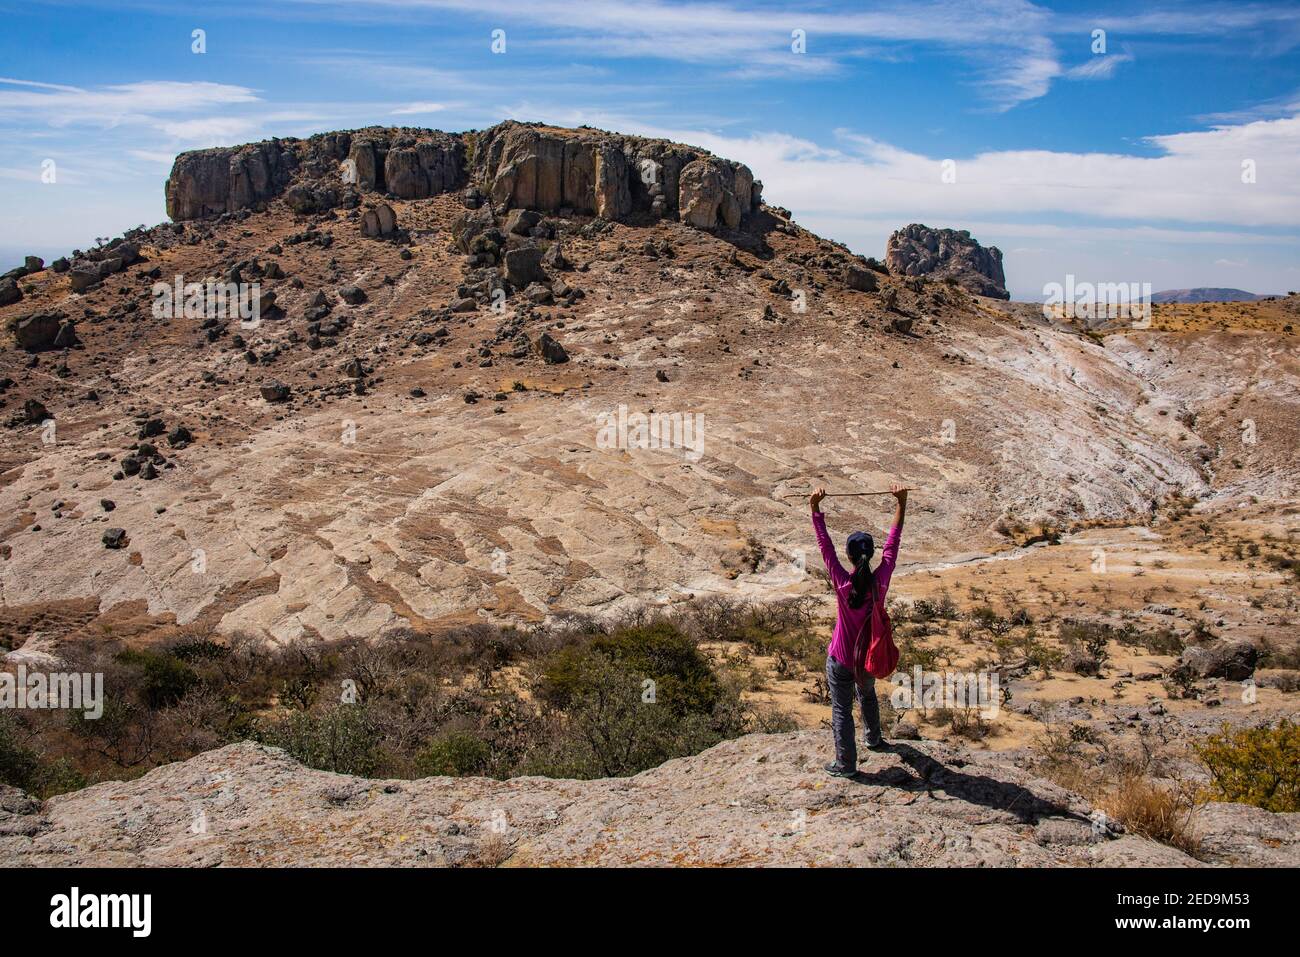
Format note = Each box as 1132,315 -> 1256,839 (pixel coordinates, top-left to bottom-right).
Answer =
165,121 -> 763,233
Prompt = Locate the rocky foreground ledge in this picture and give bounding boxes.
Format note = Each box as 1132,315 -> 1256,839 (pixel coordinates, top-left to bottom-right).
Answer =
2,733 -> 1295,867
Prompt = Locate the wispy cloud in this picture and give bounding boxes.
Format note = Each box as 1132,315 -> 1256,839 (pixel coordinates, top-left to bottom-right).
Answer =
266,0 -> 1297,110
1065,53 -> 1134,80
391,101 -> 449,115
0,78 -> 260,127
283,0 -> 1069,110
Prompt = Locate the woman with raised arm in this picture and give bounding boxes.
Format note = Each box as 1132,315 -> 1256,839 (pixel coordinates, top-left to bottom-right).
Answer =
810,483 -> 907,777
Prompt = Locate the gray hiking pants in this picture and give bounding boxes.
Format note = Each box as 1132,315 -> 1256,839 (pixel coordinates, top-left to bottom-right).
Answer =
826,653 -> 882,769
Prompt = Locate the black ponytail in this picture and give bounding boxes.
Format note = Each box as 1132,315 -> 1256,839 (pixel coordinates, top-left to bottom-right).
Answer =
847,555 -> 875,610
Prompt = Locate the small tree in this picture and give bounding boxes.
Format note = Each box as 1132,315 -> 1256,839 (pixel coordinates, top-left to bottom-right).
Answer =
1194,720 -> 1300,812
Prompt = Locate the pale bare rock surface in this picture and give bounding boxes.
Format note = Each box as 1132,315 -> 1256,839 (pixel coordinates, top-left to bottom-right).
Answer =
2,123 -> 1299,644
2,734 -> 1295,867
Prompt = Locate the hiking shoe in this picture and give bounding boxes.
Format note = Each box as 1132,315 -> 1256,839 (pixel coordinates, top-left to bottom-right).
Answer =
824,762 -> 856,778
864,737 -> 891,752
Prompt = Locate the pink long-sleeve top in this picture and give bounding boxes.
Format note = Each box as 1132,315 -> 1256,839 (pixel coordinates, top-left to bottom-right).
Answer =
812,509 -> 901,671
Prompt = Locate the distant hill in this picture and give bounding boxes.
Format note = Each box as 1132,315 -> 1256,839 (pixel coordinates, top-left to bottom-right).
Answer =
1151,288 -> 1264,304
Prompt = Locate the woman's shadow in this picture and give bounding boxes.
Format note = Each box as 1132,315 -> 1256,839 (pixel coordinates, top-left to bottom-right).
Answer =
852,743 -> 1089,827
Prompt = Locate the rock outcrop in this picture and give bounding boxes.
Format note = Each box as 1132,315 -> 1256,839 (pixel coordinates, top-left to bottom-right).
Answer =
165,141 -> 299,220
886,224 -> 1009,299
3,733 -> 1294,867
164,121 -> 761,234
473,122 -> 760,229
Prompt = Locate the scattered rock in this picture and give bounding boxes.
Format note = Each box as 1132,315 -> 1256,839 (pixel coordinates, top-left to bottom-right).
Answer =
535,332 -> 569,364
23,399 -> 49,424
260,379 -> 291,403
12,312 -> 73,352
504,246 -> 547,288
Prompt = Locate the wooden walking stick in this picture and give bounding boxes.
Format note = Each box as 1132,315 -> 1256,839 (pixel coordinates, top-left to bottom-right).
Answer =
777,488 -> 919,499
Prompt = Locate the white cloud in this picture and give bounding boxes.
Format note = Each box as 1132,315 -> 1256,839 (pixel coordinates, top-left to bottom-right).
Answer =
1065,53 -> 1134,80
289,0 -> 1070,109
155,117 -> 268,144
391,101 -> 448,115
0,79 -> 260,127
610,113 -> 1300,230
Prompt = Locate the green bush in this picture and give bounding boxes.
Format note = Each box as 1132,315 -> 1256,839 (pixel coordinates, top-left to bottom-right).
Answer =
258,704 -> 383,776
6,604 -> 799,790
525,655 -> 722,779
415,731 -> 492,777
1059,619 -> 1112,664
538,620 -> 722,718
1194,720 -> 1300,812
0,713 -> 39,790
529,621 -> 750,778
116,648 -> 198,709
167,637 -> 230,662
0,713 -> 86,797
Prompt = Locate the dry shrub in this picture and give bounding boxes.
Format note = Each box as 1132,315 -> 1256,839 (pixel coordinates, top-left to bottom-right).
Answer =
1033,726 -> 1202,858
1098,774 -> 1201,857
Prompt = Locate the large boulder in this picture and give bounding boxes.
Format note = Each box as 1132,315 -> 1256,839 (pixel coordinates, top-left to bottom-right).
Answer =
679,156 -> 754,230
504,246 -> 547,288
845,264 -> 878,292
12,311 -> 74,351
535,332 -> 569,364
1177,640 -> 1259,681
885,224 -> 1009,299
0,278 -> 20,307
259,380 -> 291,403
68,267 -> 101,293
360,203 -> 398,238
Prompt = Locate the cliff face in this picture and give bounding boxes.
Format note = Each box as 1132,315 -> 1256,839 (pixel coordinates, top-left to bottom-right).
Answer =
165,121 -> 762,233
886,223 -> 1009,299
164,140 -> 300,220
5,733 -> 1294,867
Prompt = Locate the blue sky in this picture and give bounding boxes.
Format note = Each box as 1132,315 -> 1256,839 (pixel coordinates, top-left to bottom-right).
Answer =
2,0 -> 1299,298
